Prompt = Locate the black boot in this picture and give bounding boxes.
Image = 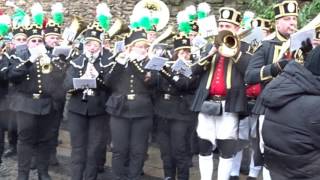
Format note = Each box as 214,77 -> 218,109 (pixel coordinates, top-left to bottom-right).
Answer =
17,171 -> 29,180
30,157 -> 36,170
49,153 -> 59,166
38,171 -> 52,180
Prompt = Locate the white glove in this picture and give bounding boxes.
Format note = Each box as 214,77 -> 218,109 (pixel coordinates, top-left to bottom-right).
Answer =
115,53 -> 128,65
29,53 -> 39,63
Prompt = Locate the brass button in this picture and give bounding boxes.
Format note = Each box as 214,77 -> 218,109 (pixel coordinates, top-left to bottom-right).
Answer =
131,75 -> 134,78
38,80 -> 42,83
130,90 -> 134,93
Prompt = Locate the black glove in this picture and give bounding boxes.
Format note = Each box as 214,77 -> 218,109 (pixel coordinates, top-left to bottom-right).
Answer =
58,54 -> 67,61
270,60 -> 288,77
301,38 -> 313,54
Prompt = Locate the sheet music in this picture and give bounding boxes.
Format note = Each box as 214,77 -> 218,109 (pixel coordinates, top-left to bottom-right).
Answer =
73,78 -> 97,89
144,56 -> 168,71
290,28 -> 315,52
171,59 -> 192,77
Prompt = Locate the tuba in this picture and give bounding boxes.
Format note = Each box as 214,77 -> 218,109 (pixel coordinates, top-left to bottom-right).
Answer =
108,17 -> 130,40
132,0 -> 170,32
62,15 -> 88,45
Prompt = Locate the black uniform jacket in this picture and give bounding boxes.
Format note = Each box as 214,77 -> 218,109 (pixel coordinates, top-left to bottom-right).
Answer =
64,51 -> 114,116
8,46 -> 66,115
153,63 -> 199,121
245,32 -> 288,114
190,42 -> 251,113
0,52 -> 10,111
104,58 -> 156,118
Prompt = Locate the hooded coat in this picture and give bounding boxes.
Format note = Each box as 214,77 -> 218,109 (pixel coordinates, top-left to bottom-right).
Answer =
261,61 -> 320,179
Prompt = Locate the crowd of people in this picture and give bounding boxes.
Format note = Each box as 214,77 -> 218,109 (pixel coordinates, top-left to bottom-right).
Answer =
0,0 -> 320,180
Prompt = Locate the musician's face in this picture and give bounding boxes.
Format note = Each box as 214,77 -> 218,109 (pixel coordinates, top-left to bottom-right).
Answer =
45,35 -> 60,48
13,34 -> 27,47
27,37 -> 44,48
177,49 -> 191,60
85,40 -> 101,54
147,31 -> 157,42
189,31 -> 198,42
276,15 -> 297,37
131,41 -> 149,56
218,22 -> 239,33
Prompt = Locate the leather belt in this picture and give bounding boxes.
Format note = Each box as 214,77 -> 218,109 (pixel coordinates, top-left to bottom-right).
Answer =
247,96 -> 257,101
208,95 -> 226,101
162,94 -> 183,100
26,93 -> 50,100
127,94 -> 136,100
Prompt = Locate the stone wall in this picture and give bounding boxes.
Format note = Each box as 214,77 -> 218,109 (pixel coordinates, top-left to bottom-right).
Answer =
0,0 -> 248,26
0,0 -> 310,29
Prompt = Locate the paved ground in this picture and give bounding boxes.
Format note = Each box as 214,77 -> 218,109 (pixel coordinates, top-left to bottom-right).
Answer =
0,130 -> 262,180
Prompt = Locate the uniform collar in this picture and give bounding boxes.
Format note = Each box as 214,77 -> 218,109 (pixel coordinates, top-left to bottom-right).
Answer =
276,30 -> 288,42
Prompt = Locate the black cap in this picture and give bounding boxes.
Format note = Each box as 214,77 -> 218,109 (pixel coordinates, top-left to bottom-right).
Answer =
44,20 -> 61,37
252,17 -> 272,31
173,34 -> 190,52
274,0 -> 299,19
84,21 -> 104,43
25,24 -> 43,40
218,7 -> 241,26
124,28 -> 149,47
12,26 -> 27,38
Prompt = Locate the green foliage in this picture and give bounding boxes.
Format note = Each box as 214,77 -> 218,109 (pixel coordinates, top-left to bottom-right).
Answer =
298,0 -> 320,27
248,0 -> 275,19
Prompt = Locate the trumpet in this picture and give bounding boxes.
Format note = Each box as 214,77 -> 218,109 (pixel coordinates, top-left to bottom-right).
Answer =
39,53 -> 53,74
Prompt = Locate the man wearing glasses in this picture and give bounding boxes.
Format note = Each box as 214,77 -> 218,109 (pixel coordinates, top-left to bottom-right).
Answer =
8,23 -> 58,180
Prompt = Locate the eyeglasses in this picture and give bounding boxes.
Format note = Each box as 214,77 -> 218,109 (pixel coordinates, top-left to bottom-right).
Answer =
15,38 -> 26,42
31,39 -> 43,43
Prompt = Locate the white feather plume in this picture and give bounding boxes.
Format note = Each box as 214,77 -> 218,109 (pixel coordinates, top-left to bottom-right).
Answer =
198,2 -> 211,14
96,3 -> 112,18
177,10 -> 189,24
31,3 -> 44,17
51,3 -> 64,15
185,5 -> 196,16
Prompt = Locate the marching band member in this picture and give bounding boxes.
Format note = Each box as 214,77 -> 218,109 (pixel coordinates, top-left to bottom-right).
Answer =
7,3 -> 59,178
190,7 -> 251,180
230,17 -> 273,180
0,12 -> 11,171
154,32 -> 199,179
104,28 -> 156,179
63,20 -> 114,180
43,3 -> 67,166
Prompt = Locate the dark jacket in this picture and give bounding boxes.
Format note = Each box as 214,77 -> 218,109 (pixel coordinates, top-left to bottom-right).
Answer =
8,48 -> 64,115
245,32 -> 288,114
261,61 -> 320,179
104,58 -> 156,118
0,52 -> 10,111
190,42 -> 251,113
153,66 -> 199,121
64,52 -> 114,116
